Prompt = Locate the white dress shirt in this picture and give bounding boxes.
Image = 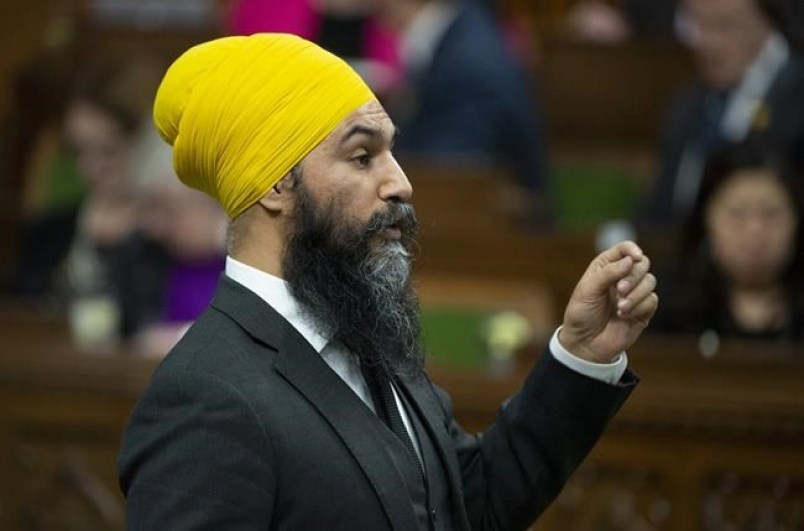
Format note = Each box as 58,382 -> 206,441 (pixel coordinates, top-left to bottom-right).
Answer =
224,256 -> 628,452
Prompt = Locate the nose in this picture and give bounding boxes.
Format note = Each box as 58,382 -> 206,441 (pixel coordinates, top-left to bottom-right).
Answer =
379,156 -> 413,203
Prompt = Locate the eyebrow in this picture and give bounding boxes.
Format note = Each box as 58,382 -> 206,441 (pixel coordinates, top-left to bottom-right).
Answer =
341,124 -> 399,146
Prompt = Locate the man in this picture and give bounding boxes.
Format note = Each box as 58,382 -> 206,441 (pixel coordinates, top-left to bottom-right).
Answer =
644,0 -> 804,226
374,0 -> 550,218
118,34 -> 658,530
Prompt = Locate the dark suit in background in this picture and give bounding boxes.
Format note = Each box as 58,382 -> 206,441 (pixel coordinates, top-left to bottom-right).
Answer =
119,277 -> 636,530
644,52 -> 804,226
390,2 -> 549,198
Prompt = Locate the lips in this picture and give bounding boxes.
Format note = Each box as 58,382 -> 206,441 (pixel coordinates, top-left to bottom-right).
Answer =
382,225 -> 402,240
366,203 -> 418,242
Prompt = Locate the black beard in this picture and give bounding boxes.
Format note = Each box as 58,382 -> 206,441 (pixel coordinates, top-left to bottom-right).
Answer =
282,180 -> 423,376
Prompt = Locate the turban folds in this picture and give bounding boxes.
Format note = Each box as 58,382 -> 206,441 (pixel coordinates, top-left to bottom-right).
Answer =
153,34 -> 375,219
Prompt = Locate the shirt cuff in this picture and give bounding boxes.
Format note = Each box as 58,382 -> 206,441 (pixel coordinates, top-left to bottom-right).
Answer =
549,327 -> 628,385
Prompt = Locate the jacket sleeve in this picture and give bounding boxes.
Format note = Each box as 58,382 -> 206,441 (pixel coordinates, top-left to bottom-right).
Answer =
438,349 -> 637,530
118,367 -> 276,530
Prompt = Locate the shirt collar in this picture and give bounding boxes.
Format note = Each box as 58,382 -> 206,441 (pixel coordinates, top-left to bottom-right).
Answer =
740,31 -> 790,97
720,31 -> 790,141
224,256 -> 330,353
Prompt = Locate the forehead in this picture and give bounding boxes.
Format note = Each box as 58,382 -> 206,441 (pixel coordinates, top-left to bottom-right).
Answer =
714,170 -> 787,202
331,101 -> 394,142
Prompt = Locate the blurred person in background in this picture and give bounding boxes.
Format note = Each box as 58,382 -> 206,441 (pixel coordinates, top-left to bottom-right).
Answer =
131,133 -> 227,356
643,0 -> 804,226
3,17 -> 83,296
564,0 -> 800,46
373,0 -> 551,222
222,0 -> 401,95
564,0 -> 679,43
56,54 -> 163,349
653,140 -> 803,341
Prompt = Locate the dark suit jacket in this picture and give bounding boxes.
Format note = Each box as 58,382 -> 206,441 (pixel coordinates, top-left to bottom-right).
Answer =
392,3 -> 549,197
644,54 -> 804,226
119,277 -> 637,530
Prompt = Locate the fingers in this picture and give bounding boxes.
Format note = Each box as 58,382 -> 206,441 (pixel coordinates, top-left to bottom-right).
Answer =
616,270 -> 657,318
597,240 -> 644,265
585,241 -> 644,296
620,292 -> 659,324
614,255 -> 651,298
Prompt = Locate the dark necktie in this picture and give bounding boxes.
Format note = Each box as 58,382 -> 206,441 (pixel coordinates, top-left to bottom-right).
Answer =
699,90 -> 729,153
360,362 -> 419,462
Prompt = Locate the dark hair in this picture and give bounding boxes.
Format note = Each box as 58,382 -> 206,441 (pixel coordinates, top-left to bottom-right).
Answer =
667,138 -> 804,339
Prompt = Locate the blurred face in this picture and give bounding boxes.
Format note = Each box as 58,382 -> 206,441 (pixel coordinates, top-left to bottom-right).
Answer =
682,0 -> 772,89
139,184 -> 224,260
64,101 -> 131,196
707,169 -> 798,288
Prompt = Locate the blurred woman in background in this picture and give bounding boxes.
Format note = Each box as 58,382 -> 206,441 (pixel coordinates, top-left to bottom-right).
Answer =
654,139 -> 803,341
59,54 -> 163,349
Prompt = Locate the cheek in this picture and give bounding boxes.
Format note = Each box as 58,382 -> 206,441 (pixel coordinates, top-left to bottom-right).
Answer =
708,216 -> 738,254
765,220 -> 797,264
709,217 -> 797,282
707,216 -> 752,275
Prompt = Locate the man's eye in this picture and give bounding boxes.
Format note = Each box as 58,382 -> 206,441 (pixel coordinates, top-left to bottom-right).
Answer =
354,153 -> 371,167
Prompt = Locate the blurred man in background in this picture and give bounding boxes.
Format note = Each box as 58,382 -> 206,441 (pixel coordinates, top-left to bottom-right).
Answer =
644,0 -> 804,226
374,0 -> 551,222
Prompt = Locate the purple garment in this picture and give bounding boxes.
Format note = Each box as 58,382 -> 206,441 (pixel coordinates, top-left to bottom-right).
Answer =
162,256 -> 225,323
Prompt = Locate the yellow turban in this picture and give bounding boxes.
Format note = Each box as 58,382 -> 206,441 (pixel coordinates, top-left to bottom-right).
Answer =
153,34 -> 375,219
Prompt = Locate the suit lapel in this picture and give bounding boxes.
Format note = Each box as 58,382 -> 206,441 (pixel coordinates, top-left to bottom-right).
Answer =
213,277 -> 419,529
214,276 -> 448,529
211,276 -> 284,349
397,376 -> 472,531
273,329 -> 420,530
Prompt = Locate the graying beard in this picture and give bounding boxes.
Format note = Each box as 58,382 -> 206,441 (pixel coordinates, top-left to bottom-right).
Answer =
360,242 -> 417,360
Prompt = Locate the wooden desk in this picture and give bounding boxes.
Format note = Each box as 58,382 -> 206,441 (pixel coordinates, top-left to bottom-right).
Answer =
1,311 -> 802,530
430,336 -> 804,530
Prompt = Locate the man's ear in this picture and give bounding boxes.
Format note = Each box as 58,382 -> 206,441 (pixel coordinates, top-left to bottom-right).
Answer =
258,186 -> 286,214
259,166 -> 301,214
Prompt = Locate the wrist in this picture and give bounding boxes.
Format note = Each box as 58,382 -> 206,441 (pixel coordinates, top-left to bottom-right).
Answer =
557,327 -> 616,364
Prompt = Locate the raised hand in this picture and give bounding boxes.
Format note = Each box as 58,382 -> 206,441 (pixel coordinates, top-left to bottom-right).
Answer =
559,241 -> 658,363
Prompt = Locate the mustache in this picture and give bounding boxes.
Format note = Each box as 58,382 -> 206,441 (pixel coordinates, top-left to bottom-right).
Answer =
363,202 -> 419,238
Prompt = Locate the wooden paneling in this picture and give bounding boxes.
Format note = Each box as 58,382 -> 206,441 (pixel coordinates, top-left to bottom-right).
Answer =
540,39 -> 696,147
0,308 -> 151,530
